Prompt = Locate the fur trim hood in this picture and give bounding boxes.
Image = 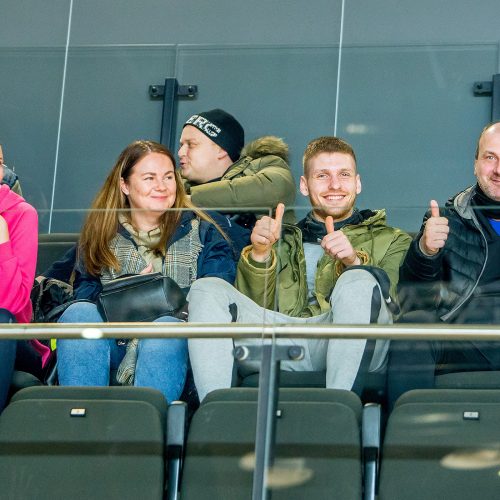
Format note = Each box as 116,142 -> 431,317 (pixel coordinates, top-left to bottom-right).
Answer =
241,136 -> 289,163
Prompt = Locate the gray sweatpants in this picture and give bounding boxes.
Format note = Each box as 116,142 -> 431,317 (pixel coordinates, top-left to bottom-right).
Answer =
187,268 -> 391,402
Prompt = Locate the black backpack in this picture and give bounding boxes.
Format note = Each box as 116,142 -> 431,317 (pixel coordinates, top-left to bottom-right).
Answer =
30,277 -> 74,323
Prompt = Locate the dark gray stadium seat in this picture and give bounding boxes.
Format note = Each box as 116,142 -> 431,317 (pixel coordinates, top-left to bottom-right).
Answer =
379,389 -> 500,500
1,386 -> 186,500
181,388 -> 368,500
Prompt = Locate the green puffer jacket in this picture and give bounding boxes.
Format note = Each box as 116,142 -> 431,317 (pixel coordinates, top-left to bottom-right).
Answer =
235,210 -> 412,317
187,136 -> 296,223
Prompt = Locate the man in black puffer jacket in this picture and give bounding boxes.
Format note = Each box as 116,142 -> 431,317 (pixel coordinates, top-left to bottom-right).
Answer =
388,121 -> 500,406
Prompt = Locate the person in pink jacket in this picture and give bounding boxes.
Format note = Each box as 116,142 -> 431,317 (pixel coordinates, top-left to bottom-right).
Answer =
0,160 -> 38,410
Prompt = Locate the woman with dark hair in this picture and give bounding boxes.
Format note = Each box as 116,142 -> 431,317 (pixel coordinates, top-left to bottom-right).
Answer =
57,140 -> 235,402
0,159 -> 38,411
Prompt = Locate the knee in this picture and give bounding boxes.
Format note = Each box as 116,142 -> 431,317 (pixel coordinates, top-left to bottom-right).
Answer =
330,269 -> 379,303
336,268 -> 378,289
58,302 -> 103,323
138,338 -> 187,357
153,316 -> 183,324
188,277 -> 231,299
187,278 -> 236,322
0,308 -> 15,323
58,338 -> 111,357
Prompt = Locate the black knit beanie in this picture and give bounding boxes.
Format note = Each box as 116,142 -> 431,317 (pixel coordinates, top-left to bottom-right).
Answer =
183,109 -> 244,162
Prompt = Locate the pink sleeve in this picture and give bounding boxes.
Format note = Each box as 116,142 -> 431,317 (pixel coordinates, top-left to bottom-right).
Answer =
0,206 -> 38,316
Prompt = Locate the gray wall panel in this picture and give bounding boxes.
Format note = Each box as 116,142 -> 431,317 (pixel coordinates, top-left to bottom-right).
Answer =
50,46 -> 176,232
344,0 -> 500,47
174,45 -> 340,217
1,0 -> 500,235
337,44 -> 497,231
0,48 -> 66,231
69,0 -> 342,45
4,0 -> 498,47
0,0 -> 70,47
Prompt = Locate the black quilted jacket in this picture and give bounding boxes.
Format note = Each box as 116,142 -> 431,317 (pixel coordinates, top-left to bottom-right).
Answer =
398,185 -> 489,322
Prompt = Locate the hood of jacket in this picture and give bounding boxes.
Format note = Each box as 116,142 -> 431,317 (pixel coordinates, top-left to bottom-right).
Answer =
450,185 -> 476,220
1,167 -> 19,190
344,208 -> 387,230
240,136 -> 288,163
0,184 -> 25,212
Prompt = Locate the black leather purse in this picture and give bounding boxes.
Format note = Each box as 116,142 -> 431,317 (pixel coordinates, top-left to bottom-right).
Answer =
96,272 -> 187,322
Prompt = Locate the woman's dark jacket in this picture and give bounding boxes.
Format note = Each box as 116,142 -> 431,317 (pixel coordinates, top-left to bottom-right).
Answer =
73,211 -> 236,301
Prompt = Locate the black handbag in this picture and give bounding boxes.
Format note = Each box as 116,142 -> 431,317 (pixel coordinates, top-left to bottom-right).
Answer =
96,272 -> 187,322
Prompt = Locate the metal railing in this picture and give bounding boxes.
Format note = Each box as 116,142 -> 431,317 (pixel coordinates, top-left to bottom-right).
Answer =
1,322 -> 500,340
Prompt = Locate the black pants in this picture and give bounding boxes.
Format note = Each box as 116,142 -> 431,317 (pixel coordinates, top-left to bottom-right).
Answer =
0,309 -> 16,411
388,310 -> 500,409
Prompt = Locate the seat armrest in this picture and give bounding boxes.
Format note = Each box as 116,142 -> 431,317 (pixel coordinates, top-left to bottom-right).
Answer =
166,401 -> 187,500
362,403 -> 381,500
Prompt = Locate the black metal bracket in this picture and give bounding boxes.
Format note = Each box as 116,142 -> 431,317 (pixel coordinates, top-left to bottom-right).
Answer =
234,344 -> 304,500
473,74 -> 500,121
149,78 -> 198,151
149,84 -> 198,99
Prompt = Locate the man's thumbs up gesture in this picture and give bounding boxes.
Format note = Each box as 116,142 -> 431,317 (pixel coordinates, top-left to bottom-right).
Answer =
250,203 -> 285,262
321,216 -> 360,266
420,200 -> 449,256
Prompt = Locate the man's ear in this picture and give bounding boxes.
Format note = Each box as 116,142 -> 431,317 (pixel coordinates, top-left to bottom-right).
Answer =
356,174 -> 362,195
216,147 -> 230,161
120,177 -> 129,196
299,175 -> 309,197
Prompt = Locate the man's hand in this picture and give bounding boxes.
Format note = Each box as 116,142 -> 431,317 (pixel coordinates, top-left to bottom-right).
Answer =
420,200 -> 449,256
321,216 -> 360,267
250,203 -> 285,262
0,214 -> 9,244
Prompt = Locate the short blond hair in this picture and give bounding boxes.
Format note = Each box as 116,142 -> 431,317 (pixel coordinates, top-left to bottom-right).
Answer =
302,136 -> 356,177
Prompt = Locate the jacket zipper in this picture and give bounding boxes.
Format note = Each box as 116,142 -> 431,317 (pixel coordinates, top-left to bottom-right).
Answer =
441,208 -> 489,322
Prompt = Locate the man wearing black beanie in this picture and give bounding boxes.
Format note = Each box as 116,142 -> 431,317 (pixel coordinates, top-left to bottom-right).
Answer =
388,121 -> 500,406
178,108 -> 295,236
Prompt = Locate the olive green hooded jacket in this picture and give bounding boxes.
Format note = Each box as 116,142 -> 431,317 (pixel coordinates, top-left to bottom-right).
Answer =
235,209 -> 411,317
186,136 -> 296,223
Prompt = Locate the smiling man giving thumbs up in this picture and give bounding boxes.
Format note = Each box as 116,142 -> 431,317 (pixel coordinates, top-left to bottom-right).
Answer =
187,136 -> 411,401
389,122 -> 500,406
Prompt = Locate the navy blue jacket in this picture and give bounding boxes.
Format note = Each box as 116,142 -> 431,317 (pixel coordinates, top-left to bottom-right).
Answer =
73,211 -> 236,301
44,211 -> 248,284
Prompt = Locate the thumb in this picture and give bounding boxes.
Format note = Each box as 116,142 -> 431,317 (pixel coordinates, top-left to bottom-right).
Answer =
274,203 -> 285,226
325,216 -> 335,234
430,199 -> 440,218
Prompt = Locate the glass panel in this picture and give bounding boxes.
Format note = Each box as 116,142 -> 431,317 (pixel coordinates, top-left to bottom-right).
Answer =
51,46 -> 176,232
7,0 -> 500,496
0,0 -> 70,232
337,44 -> 496,231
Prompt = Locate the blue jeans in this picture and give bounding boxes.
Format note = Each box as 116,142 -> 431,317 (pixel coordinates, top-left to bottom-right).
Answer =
0,308 -> 16,411
57,302 -> 187,403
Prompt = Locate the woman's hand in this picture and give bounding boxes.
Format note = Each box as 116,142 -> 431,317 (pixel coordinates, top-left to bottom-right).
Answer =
139,263 -> 153,274
0,215 -> 9,244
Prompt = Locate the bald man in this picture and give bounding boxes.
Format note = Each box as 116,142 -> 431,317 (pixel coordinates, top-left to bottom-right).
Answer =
389,121 -> 500,405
